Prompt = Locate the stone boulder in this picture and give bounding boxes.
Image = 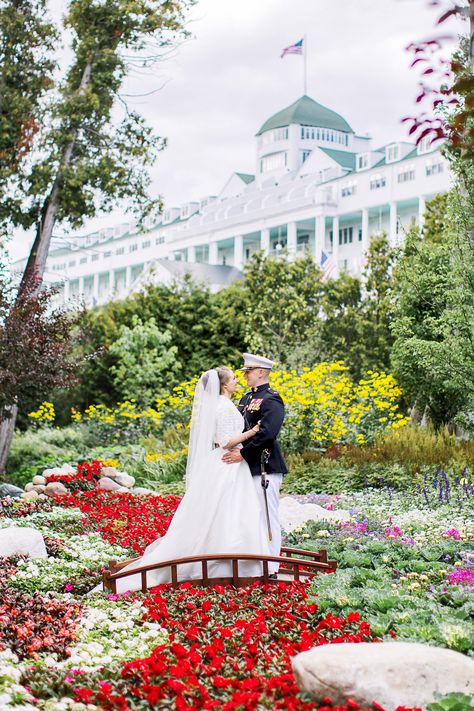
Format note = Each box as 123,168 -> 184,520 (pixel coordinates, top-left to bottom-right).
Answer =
292,642 -> 474,711
279,496 -> 350,533
98,476 -> 122,491
24,482 -> 35,492
44,481 -> 68,497
32,475 -> 46,485
113,473 -> 135,488
0,527 -> 47,559
0,483 -> 24,498
21,490 -> 39,501
132,487 -> 155,496
100,466 -> 119,479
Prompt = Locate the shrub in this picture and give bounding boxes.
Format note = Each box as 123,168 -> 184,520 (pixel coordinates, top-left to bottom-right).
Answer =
6,426 -> 87,487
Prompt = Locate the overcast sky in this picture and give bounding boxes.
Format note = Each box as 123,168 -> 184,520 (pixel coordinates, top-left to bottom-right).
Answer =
9,0 -> 466,261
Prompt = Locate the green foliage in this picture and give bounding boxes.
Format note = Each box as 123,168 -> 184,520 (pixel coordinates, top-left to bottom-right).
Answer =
108,316 -> 181,404
428,694 -> 474,711
242,252 -> 324,363
285,234 -> 395,379
6,426 -> 87,487
67,276 -> 245,410
0,0 -> 57,228
13,0 -> 194,234
391,178 -> 474,428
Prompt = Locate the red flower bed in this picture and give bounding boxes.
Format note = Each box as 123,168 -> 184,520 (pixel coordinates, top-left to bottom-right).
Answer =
47,460 -> 103,491
57,491 -> 180,553
0,585 -> 81,660
72,581 -> 376,710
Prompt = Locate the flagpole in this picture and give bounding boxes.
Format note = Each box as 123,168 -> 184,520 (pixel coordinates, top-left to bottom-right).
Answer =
303,34 -> 307,94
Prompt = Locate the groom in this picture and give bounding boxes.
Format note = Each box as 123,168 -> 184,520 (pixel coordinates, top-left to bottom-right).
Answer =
222,353 -> 288,571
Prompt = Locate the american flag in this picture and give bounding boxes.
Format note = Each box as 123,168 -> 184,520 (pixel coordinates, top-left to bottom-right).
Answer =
320,250 -> 337,282
281,38 -> 304,58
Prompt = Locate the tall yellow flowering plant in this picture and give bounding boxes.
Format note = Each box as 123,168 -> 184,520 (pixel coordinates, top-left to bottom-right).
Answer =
64,364 -> 408,453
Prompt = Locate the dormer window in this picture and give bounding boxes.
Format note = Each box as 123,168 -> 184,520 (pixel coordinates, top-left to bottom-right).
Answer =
386,144 -> 400,163
417,136 -> 433,155
357,153 -> 369,171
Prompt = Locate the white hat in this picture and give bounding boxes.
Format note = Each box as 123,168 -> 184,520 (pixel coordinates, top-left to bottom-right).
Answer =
241,352 -> 276,371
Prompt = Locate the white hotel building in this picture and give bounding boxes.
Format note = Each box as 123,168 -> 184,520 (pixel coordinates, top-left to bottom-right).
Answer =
13,95 -> 451,305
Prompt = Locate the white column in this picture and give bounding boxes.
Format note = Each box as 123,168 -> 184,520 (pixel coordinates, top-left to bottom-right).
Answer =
389,202 -> 398,246
208,240 -> 218,265
332,215 -> 339,275
187,245 -> 196,263
418,195 -> 426,231
63,279 -> 70,304
314,215 -> 325,266
233,235 -> 243,270
361,208 -> 369,252
78,276 -> 84,298
260,228 -> 270,256
125,266 -> 132,289
109,270 -> 115,295
287,221 -> 297,260
93,273 -> 99,302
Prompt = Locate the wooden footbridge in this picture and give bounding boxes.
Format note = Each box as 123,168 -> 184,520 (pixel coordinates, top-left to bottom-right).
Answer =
103,547 -> 337,593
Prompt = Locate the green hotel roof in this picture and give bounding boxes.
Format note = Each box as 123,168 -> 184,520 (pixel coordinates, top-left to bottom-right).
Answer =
256,95 -> 354,136
236,172 -> 255,184
319,147 -> 356,171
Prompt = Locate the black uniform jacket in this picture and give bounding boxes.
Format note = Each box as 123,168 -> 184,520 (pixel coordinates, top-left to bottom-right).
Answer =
238,383 -> 288,477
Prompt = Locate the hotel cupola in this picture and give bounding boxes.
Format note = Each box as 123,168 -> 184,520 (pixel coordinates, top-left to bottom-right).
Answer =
255,94 -> 360,185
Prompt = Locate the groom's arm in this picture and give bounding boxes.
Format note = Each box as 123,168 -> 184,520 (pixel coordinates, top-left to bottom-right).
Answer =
240,395 -> 285,463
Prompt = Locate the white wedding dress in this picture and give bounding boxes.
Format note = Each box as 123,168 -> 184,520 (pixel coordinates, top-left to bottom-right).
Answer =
98,390 -> 271,594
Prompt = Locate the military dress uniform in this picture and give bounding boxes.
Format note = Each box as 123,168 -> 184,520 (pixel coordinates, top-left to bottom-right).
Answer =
238,371 -> 288,568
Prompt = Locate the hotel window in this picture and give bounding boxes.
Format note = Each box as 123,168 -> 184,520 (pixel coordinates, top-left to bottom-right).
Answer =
386,144 -> 399,162
397,165 -> 415,183
142,240 -> 151,249
341,181 -> 357,197
264,127 -> 288,144
338,227 -> 353,245
155,236 -> 165,245
426,161 -> 443,176
129,243 -> 138,252
104,251 -> 112,258
68,260 -> 76,267
301,150 -> 312,164
116,247 -> 125,255
369,173 -> 386,190
80,257 -> 87,265
418,136 -> 433,154
92,254 -> 99,262
358,227 -> 363,242
325,130 -> 330,141
260,151 -> 287,173
357,154 -> 369,171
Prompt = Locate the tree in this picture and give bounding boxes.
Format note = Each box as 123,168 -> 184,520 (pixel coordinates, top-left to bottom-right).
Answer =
0,0 -> 57,227
108,316 -> 181,404
18,0 -> 192,290
0,0 -> 193,466
0,266 -> 82,473
242,252 -> 324,364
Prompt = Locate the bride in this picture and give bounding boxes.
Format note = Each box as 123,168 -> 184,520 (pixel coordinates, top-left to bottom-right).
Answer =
96,367 -> 271,593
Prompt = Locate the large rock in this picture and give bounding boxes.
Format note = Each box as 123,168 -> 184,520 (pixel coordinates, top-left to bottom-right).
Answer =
279,496 -> 350,533
0,527 -> 47,559
44,481 -> 68,497
0,483 -> 24,498
98,476 -> 122,491
100,466 -> 119,479
292,642 -> 474,711
21,490 -> 39,501
24,482 -> 35,492
113,473 -> 135,488
132,487 -> 155,496
32,475 -> 46,485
